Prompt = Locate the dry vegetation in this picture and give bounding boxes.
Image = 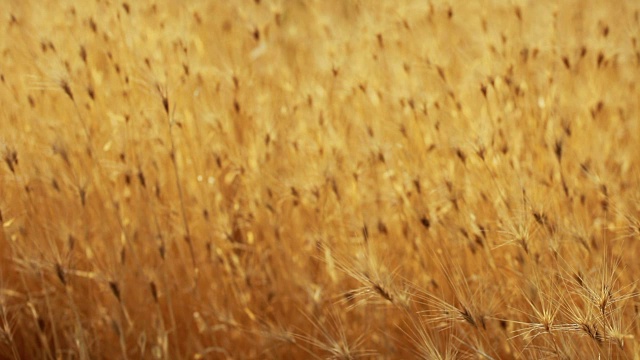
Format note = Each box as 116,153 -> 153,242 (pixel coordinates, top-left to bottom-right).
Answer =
1,0 -> 639,358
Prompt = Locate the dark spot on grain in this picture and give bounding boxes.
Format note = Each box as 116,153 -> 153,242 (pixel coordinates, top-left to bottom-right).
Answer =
420,216 -> 430,229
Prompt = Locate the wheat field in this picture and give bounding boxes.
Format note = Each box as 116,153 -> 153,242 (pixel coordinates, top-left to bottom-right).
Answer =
0,0 -> 639,359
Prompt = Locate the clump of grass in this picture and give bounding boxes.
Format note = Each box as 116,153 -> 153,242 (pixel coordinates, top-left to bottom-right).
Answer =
0,0 -> 639,358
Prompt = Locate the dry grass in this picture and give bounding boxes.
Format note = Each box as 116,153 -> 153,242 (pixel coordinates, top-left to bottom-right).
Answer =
1,0 -> 639,358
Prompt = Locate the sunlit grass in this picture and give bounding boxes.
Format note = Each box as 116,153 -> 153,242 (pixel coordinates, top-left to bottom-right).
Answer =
0,0 -> 639,358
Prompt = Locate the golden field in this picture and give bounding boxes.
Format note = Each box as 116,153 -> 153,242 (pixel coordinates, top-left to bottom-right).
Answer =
1,0 -> 639,358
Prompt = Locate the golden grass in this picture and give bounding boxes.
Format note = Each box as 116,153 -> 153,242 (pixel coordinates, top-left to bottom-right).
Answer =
1,0 -> 639,358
